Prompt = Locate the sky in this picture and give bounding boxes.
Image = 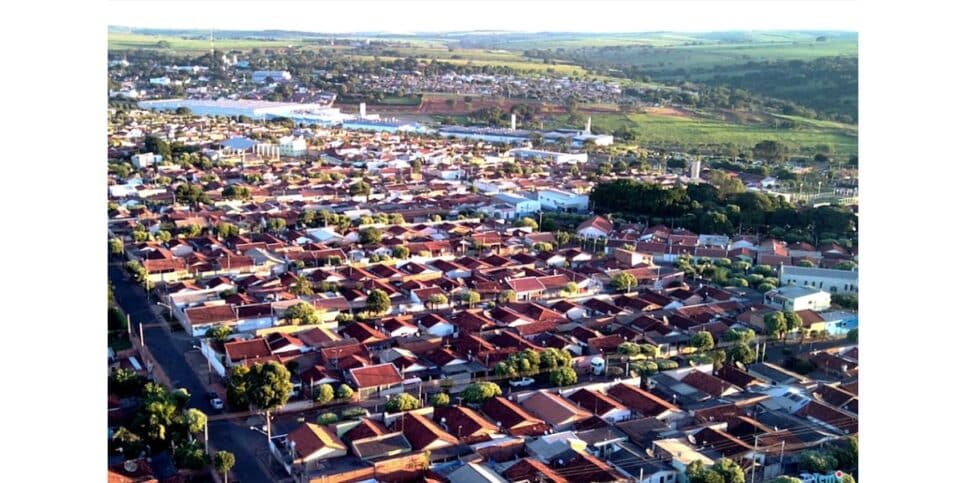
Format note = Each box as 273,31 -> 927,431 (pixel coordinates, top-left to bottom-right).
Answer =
108,0 -> 859,34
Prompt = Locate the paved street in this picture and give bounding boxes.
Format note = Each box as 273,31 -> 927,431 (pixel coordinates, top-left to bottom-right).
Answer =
109,260 -> 280,483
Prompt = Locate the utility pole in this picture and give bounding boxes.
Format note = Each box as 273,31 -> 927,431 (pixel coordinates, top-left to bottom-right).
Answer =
204,419 -> 209,454
751,434 -> 759,483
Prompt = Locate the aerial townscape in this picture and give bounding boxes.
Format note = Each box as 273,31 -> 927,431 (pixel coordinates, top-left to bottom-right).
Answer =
107,24 -> 859,483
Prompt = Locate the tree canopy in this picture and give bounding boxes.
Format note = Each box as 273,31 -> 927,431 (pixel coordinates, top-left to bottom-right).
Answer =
461,382 -> 502,404
385,392 -> 421,413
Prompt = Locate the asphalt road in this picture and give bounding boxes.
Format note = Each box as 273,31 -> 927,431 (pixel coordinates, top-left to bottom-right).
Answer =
109,261 -> 279,483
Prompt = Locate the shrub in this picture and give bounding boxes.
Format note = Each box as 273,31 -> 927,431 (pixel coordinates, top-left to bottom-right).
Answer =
429,393 -> 450,407
656,360 -> 679,371
317,413 -> 339,425
341,407 -> 368,420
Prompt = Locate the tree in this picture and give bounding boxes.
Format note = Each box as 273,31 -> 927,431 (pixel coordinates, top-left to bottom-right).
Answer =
690,331 -> 715,353
366,289 -> 391,315
359,227 -> 382,245
427,293 -> 448,310
462,382 -> 502,404
639,343 -> 659,359
226,366 -> 250,408
206,325 -> 233,342
847,328 -> 858,344
549,367 -> 578,387
145,136 -> 172,161
711,458 -> 745,483
392,246 -> 410,259
109,238 -> 124,257
337,384 -> 355,400
723,328 -> 755,344
317,412 -> 339,425
266,217 -> 287,233
350,181 -> 371,199
429,393 -> 450,407
764,311 -> 788,341
514,217 -> 539,229
727,343 -> 756,365
618,342 -> 641,356
462,290 -> 481,307
213,451 -> 235,483
785,310 -> 804,341
385,392 -> 421,413
686,461 -> 724,483
292,275 -> 314,296
283,302 -> 320,325
752,140 -> 788,164
316,384 -> 335,404
610,271 -> 638,293
244,362 -> 293,440
498,290 -> 516,303
798,450 -> 838,473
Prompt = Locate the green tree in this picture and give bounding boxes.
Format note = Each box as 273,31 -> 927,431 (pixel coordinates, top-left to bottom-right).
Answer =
317,412 -> 339,424
847,328 -> 858,344
359,227 -> 383,245
831,437 -> 859,470
350,181 -> 371,199
292,275 -> 314,296
549,367 -> 578,387
723,328 -> 755,344
366,289 -> 391,315
462,382 -> 502,404
145,136 -> 172,161
785,310 -> 804,341
385,392 -> 421,413
639,343 -> 659,359
711,457 -> 745,483
109,238 -> 124,257
498,290 -> 517,303
798,450 -> 838,473
216,222 -> 240,239
429,393 -> 450,407
316,383 -> 335,404
283,302 -> 320,325
514,217 -> 539,229
213,450 -> 235,483
244,362 -> 293,439
427,293 -> 448,310
690,331 -> 715,353
764,311 -> 788,341
392,246 -> 410,259
266,217 -> 287,233
618,342 -> 641,357
206,325 -> 232,342
727,343 -> 756,365
610,271 -> 638,293
337,384 -> 355,400
463,290 -> 481,308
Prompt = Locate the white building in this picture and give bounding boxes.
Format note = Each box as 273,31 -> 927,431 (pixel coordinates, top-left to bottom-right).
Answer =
252,70 -> 292,83
492,192 -> 541,218
779,266 -> 858,294
137,99 -> 351,126
131,152 -> 163,169
507,148 -> 588,164
148,77 -> 171,86
279,136 -> 307,157
537,189 -> 589,211
764,285 -> 832,312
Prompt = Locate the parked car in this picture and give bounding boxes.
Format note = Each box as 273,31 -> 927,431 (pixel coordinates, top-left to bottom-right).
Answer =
508,377 -> 535,387
207,392 -> 224,410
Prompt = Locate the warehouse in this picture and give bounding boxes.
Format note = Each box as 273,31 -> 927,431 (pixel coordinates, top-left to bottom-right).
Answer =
137,99 -> 352,126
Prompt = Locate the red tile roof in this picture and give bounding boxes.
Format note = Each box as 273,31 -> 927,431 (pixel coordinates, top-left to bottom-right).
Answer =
348,363 -> 404,389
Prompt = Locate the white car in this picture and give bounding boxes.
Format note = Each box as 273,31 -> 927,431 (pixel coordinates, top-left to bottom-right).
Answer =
508,377 -> 535,387
207,392 -> 224,410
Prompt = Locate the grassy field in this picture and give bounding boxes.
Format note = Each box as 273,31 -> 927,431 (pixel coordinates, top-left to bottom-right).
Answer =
108,32 -> 338,51
562,39 -> 857,75
345,54 -> 586,75
555,111 -> 857,155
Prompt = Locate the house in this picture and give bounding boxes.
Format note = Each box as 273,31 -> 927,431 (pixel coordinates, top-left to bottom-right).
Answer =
416,312 -> 455,337
519,390 -> 593,431
764,285 -> 831,312
576,216 -> 613,239
482,396 -> 552,437
347,363 -> 405,398
537,189 -> 589,212
779,265 -> 858,294
391,412 -> 459,453
448,463 -> 509,483
131,152 -> 163,169
505,277 -> 546,301
566,388 -> 632,423
652,438 -> 714,476
433,405 -> 501,444
273,422 -> 347,474
606,383 -> 681,421
492,192 -> 541,218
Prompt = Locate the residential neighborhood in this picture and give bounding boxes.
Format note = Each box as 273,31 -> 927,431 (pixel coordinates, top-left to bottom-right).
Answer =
106,20 -> 860,483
